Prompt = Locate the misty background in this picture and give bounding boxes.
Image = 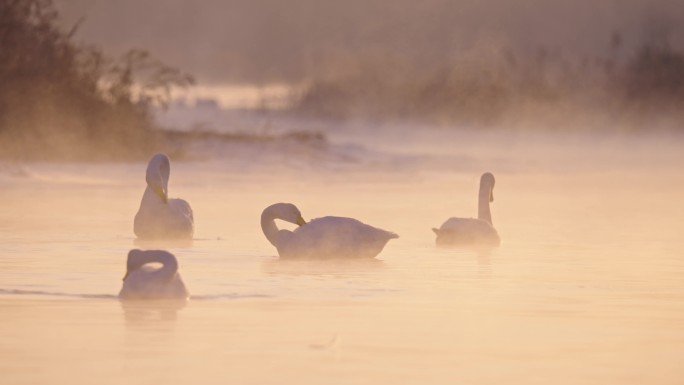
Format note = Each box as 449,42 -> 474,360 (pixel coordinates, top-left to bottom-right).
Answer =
3,0 -> 684,161
55,0 -> 684,84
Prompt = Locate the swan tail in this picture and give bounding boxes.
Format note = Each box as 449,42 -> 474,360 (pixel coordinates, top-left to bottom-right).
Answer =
387,232 -> 399,239
432,228 -> 440,235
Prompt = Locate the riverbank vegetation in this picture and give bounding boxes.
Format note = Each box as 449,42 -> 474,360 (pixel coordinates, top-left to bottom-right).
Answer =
0,0 -> 194,160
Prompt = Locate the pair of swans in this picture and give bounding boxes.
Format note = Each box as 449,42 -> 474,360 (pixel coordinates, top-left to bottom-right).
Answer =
124,154 -> 193,300
264,173 -> 500,252
122,205 -> 398,300
132,153 -> 400,260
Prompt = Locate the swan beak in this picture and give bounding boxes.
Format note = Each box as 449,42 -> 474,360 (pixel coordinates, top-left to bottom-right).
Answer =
153,185 -> 168,204
296,216 -> 306,226
122,271 -> 130,282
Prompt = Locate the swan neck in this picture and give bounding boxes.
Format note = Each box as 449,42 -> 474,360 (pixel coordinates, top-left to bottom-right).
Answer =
143,251 -> 178,279
141,186 -> 162,204
146,155 -> 170,201
261,210 -> 281,247
478,184 -> 493,225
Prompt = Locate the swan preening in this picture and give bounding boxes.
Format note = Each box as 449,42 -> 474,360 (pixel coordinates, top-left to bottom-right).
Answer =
261,203 -> 398,259
119,249 -> 189,300
433,172 -> 501,246
134,153 -> 194,240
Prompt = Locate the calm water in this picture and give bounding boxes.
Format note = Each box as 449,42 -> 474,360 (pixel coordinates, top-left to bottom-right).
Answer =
1,124 -> 683,384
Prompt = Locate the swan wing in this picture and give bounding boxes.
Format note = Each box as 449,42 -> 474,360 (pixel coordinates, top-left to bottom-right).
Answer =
135,197 -> 193,239
434,217 -> 500,245
284,216 -> 396,259
169,198 -> 193,222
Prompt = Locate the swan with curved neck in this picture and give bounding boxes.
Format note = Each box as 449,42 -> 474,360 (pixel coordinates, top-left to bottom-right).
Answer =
119,249 -> 189,300
261,203 -> 398,259
134,153 -> 194,240
433,172 -> 500,246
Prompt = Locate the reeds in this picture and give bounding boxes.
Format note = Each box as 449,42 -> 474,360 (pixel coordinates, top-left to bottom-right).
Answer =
0,0 -> 193,160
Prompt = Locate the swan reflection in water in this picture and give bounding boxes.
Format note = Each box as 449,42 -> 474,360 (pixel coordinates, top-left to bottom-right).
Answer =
261,257 -> 386,277
118,249 -> 189,327
133,238 -> 194,249
120,298 -> 187,325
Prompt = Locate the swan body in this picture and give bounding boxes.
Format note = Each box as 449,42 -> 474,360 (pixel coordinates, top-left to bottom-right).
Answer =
134,153 -> 194,240
261,203 -> 398,259
119,249 -> 189,300
433,172 -> 500,246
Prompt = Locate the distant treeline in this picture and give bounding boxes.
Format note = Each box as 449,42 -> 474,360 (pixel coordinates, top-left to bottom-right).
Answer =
0,0 -> 193,160
289,33 -> 684,129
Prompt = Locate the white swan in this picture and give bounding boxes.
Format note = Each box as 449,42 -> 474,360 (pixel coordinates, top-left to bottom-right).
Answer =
261,203 -> 398,259
119,249 -> 189,300
134,153 -> 194,240
433,172 -> 500,246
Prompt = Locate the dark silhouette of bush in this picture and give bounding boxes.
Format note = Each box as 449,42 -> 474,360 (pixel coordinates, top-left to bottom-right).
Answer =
0,0 -> 194,160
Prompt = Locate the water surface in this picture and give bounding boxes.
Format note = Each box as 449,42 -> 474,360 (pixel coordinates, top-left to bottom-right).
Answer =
1,124 -> 682,384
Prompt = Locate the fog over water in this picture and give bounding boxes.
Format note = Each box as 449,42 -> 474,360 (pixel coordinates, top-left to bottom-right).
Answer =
1,120 -> 684,384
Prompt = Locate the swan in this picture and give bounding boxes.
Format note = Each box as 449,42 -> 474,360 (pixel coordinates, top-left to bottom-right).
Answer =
432,172 -> 501,246
119,249 -> 189,300
134,153 -> 194,240
261,203 -> 398,259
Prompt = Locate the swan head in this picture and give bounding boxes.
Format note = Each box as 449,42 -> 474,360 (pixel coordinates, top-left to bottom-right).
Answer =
145,153 -> 171,204
263,203 -> 306,226
480,172 -> 495,202
123,249 -> 145,281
